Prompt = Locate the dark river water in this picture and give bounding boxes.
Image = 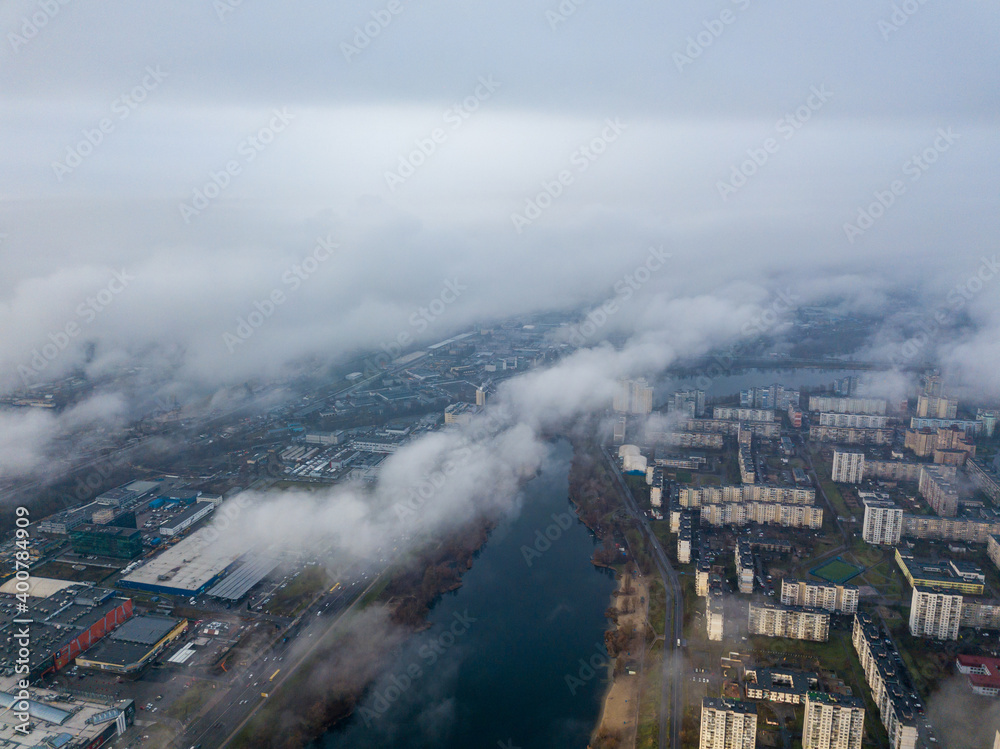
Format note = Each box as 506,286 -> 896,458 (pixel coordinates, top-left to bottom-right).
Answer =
320,439 -> 617,749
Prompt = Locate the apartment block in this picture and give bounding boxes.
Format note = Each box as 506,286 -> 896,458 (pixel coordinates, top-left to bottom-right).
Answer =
809,425 -> 893,445
861,494 -> 903,546
802,692 -> 865,749
808,396 -> 887,415
851,612 -> 920,749
614,378 -> 653,415
739,446 -> 757,485
699,698 -> 757,749
970,458 -> 1000,503
678,515 -> 692,564
908,586 -> 962,640
748,601 -> 830,641
713,407 -> 776,422
916,394 -> 958,419
831,449 -> 865,484
696,559 -> 711,597
820,412 -> 889,428
645,430 -> 725,449
736,540 -> 755,594
679,419 -> 781,439
780,579 -> 859,614
679,484 -> 816,507
700,502 -> 823,529
918,465 -> 960,517
707,588 -> 725,642
743,667 -> 818,704
863,460 -> 922,482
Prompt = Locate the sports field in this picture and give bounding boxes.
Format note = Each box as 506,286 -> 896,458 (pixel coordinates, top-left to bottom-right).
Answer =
809,557 -> 862,584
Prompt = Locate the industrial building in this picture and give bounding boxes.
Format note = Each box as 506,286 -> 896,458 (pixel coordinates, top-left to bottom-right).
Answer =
76,614 -> 187,674
802,692 -> 865,749
0,690 -> 134,749
69,524 -> 143,559
119,525 -> 245,596
159,501 -> 213,536
0,587 -> 133,680
780,579 -> 858,614
699,698 -> 757,749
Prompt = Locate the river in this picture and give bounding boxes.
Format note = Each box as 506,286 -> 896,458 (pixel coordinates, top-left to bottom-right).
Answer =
319,438 -> 617,748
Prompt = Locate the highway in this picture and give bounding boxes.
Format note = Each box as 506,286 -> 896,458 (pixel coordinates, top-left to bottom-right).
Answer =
603,446 -> 684,749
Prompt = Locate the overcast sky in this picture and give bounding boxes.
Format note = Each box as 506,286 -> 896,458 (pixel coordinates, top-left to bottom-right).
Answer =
1,0 -> 999,434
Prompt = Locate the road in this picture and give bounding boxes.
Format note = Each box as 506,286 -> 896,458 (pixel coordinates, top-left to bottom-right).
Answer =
603,446 -> 684,749
175,571 -> 374,748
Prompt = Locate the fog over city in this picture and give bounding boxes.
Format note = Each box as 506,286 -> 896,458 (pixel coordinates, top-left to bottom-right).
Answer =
2,2 -> 999,749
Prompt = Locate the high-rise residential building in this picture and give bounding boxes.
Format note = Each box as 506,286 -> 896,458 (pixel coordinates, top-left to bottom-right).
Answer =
908,586 -> 963,640
977,408 -> 998,438
802,692 -> 865,749
861,494 -> 903,546
832,450 -> 865,484
613,415 -> 626,444
969,458 -> 1000,503
678,515 -> 692,564
748,601 -> 830,641
696,559 -> 711,597
916,394 -> 959,419
918,466 -> 960,517
780,579 -> 859,614
613,378 -> 653,415
700,698 -> 757,749
741,384 -> 800,410
669,389 -> 706,417
707,581 -> 725,641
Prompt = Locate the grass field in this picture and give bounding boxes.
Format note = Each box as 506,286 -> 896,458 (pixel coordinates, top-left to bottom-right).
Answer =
809,557 -> 862,584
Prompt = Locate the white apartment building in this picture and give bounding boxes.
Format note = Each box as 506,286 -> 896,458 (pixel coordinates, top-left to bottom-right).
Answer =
820,412 -> 889,429
861,494 -> 903,546
700,698 -> 757,749
908,586 -> 963,640
832,449 -> 865,484
780,579 -> 859,614
802,692 -> 865,749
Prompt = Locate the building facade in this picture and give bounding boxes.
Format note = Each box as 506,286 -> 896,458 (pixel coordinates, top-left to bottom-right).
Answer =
802,692 -> 865,749
861,495 -> 903,546
908,586 -> 963,640
748,602 -> 830,641
780,579 -> 859,614
700,698 -> 757,749
831,450 -> 865,484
